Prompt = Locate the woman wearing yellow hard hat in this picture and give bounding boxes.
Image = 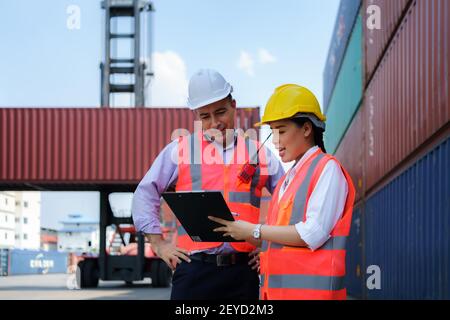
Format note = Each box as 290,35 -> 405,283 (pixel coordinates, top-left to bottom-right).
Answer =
209,84 -> 356,300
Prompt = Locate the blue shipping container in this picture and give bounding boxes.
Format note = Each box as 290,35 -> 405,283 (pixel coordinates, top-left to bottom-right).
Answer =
345,205 -> 364,298
8,249 -> 68,275
323,0 -> 361,112
364,137 -> 450,299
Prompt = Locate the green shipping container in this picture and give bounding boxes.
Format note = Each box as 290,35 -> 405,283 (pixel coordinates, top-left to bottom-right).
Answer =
324,14 -> 363,154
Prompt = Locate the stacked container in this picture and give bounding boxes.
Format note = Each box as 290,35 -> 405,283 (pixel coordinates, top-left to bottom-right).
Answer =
324,0 -> 450,299
0,249 -> 9,276
0,249 -> 69,275
0,107 -> 260,187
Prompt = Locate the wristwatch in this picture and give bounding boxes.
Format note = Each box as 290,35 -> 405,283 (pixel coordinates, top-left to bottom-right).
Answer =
253,224 -> 262,240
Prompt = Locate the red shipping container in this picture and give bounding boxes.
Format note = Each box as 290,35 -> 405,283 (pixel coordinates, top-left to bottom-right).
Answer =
364,0 -> 412,84
364,0 -> 450,191
0,107 -> 260,188
334,105 -> 365,202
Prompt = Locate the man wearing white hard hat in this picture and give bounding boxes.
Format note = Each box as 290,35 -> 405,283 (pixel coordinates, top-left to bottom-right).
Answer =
132,69 -> 284,299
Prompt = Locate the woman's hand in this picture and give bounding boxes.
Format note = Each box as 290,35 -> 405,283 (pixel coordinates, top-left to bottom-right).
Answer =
208,216 -> 255,241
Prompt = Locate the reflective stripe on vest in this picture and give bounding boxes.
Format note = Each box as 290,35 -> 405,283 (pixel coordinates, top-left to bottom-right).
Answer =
190,134 -> 202,190
229,191 -> 260,208
261,240 -> 269,252
262,235 -> 347,252
290,153 -> 324,224
177,225 -> 188,236
268,274 -> 345,291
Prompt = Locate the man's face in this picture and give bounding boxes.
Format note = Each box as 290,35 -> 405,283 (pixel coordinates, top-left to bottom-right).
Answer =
195,97 -> 236,144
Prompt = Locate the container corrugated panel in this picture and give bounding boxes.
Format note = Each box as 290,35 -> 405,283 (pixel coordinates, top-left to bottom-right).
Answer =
324,14 -> 363,154
364,0 -> 413,83
334,105 -> 364,202
364,137 -> 450,299
9,249 -> 69,275
0,107 -> 260,187
323,0 -> 362,113
345,204 -> 364,299
364,0 -> 450,191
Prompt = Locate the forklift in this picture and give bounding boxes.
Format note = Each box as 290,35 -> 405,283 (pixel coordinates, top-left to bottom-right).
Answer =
76,191 -> 174,288
76,0 -> 173,289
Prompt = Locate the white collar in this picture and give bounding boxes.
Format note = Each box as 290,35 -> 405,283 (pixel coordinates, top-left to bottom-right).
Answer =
288,145 -> 319,176
204,129 -> 237,151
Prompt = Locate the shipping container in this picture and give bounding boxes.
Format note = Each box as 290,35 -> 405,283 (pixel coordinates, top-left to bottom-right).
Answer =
323,0 -> 362,113
363,137 -> 450,299
7,249 -> 68,275
0,249 -> 9,276
345,204 -> 364,299
364,0 -> 413,84
364,0 -> 450,191
324,14 -> 363,154
333,104 -> 365,201
0,107 -> 260,189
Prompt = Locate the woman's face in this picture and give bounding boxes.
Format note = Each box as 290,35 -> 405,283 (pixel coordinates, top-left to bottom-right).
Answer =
269,119 -> 313,163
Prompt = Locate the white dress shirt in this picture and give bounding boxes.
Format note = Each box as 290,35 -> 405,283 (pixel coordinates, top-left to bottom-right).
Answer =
278,146 -> 348,251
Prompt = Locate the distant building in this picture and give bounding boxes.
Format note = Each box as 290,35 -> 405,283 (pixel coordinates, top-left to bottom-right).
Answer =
41,228 -> 58,251
0,191 -> 41,250
57,214 -> 99,253
0,192 -> 16,248
14,192 -> 41,250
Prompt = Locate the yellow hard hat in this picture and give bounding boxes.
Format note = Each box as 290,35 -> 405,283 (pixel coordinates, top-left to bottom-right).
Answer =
256,84 -> 326,127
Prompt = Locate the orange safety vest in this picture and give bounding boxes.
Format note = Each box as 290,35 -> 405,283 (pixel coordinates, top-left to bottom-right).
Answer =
175,131 -> 269,252
260,149 -> 355,300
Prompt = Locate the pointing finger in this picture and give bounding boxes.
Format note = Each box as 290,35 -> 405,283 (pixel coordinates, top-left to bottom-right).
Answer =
208,216 -> 228,225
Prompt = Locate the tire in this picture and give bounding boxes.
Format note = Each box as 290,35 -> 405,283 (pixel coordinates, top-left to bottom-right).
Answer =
151,260 -> 172,288
77,259 -> 99,288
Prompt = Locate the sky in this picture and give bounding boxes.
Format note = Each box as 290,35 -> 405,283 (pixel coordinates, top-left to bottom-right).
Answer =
0,0 -> 340,229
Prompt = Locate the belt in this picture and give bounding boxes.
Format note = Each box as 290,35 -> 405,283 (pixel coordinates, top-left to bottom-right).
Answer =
189,252 -> 250,267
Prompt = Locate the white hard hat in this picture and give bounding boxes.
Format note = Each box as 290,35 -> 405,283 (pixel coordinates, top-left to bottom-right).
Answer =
187,69 -> 233,110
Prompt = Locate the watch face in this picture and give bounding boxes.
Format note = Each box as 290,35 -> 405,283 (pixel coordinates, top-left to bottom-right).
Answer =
253,230 -> 260,239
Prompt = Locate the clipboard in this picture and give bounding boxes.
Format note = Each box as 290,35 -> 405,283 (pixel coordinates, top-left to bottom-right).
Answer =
162,191 -> 244,242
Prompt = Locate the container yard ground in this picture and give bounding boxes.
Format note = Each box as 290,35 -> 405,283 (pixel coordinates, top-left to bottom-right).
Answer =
0,274 -> 171,300
0,274 -> 359,300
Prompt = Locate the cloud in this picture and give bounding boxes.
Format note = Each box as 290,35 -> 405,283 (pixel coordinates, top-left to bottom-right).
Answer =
108,51 -> 188,107
147,51 -> 189,107
237,51 -> 255,77
237,49 -> 277,76
258,48 -> 277,64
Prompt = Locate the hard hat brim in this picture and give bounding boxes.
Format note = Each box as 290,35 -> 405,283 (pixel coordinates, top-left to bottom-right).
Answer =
254,113 -> 326,130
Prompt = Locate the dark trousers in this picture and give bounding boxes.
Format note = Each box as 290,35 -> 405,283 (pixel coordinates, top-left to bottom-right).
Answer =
170,259 -> 260,300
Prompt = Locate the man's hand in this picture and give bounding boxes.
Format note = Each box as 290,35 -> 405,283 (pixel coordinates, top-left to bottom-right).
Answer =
147,234 -> 191,270
248,247 -> 261,272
